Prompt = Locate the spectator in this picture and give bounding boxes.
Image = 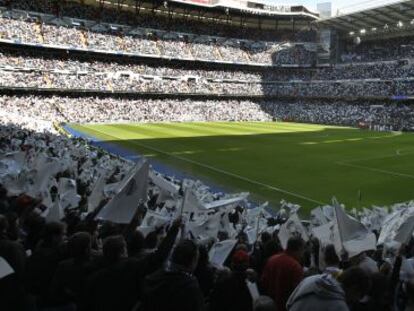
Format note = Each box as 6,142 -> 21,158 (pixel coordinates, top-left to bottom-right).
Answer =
0,215 -> 26,277
141,239 -> 204,311
25,221 -> 67,308
261,237 -> 305,311
286,267 -> 371,311
209,250 -> 253,311
323,244 -> 342,278
49,232 -> 94,310
85,218 -> 181,311
253,296 -> 276,311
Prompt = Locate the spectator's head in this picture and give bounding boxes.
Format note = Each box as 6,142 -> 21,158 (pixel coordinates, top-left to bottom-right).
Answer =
263,238 -> 282,259
68,232 -> 91,260
324,244 -> 340,267
98,221 -> 121,240
231,249 -> 250,272
171,239 -> 199,272
127,230 -> 145,256
260,232 -> 271,245
103,235 -> 127,263
338,267 -> 371,305
41,221 -> 65,248
286,236 -> 305,261
144,230 -> 160,249
253,296 -> 275,311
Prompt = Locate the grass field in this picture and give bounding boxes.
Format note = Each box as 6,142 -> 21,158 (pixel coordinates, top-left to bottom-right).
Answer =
71,121 -> 414,213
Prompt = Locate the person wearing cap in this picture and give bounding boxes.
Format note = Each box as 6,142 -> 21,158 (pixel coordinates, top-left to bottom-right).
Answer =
209,249 -> 254,311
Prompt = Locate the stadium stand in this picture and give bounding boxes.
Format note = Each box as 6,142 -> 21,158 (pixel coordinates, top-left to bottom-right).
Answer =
1,1 -> 414,311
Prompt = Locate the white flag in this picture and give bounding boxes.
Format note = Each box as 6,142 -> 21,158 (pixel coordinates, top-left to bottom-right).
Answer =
395,215 -> 414,244
149,170 -> 179,195
44,199 -> 63,222
188,212 -> 221,240
87,170 -> 108,213
310,207 -> 328,226
378,207 -> 414,245
0,257 -> 14,279
208,239 -> 237,267
312,221 -> 341,250
246,280 -> 260,301
34,155 -> 62,189
97,160 -> 149,224
278,213 -> 309,250
140,209 -> 171,228
179,187 -> 204,216
0,151 -> 26,178
333,199 -> 376,257
203,194 -> 248,210
59,178 -> 81,210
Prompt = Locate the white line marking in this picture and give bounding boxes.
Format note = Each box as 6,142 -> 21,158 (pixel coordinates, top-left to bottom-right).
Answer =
87,126 -> 326,205
339,149 -> 414,164
336,161 -> 414,180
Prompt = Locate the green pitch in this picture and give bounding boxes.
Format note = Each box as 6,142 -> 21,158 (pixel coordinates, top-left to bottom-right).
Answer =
71,122 -> 414,212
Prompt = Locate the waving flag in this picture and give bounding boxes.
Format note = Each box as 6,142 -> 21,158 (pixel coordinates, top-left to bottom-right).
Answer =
45,199 -> 63,222
278,213 -> 309,249
203,193 -> 248,210
178,187 -> 204,216
88,169 -> 108,213
208,239 -> 238,267
149,170 -> 179,195
333,198 -> 376,257
97,160 -> 149,223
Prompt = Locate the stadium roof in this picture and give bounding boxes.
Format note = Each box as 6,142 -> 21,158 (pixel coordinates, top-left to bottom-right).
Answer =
318,0 -> 414,35
86,0 -> 318,30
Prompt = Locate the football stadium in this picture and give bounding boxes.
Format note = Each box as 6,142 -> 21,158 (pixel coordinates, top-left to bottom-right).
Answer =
1,0 -> 414,310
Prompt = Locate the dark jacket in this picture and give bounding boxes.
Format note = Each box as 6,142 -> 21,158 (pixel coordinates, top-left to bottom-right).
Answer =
85,258 -> 143,311
49,257 -> 97,310
0,237 -> 31,311
209,271 -> 253,311
25,244 -> 67,307
0,237 -> 26,277
142,266 -> 204,311
85,225 -> 180,311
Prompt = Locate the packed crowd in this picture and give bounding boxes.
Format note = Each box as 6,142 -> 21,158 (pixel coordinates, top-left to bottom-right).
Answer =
1,48 -> 414,98
1,98 -> 414,311
0,15 -> 317,66
1,95 -> 414,130
2,69 -> 414,97
0,0 -> 317,42
2,3 -> 414,311
3,48 -> 414,81
342,36 -> 414,63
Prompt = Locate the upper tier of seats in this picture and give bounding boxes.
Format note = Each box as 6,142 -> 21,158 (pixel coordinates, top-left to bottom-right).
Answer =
0,0 -> 318,41
0,7 -> 319,66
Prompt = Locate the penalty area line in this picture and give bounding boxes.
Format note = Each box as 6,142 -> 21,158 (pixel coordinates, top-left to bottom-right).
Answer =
88,126 -> 326,205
